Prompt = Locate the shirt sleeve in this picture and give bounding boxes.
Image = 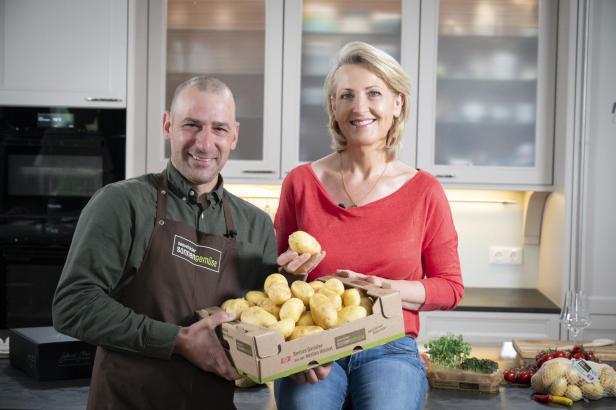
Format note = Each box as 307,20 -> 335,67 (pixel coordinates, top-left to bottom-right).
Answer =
418,181 -> 464,311
52,184 -> 179,359
274,170 -> 299,255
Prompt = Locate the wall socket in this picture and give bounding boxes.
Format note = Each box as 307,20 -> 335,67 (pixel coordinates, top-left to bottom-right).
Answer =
489,246 -> 523,265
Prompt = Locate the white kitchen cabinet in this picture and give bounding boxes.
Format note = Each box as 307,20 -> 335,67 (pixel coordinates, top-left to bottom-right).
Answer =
416,0 -> 558,186
568,0 -> 616,340
281,0 -> 420,175
145,0 -> 283,179
0,0 -> 127,108
419,311 -> 560,344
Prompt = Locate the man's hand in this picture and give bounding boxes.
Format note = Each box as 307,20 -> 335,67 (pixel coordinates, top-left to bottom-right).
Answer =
290,363 -> 332,384
173,309 -> 239,380
277,249 -> 326,276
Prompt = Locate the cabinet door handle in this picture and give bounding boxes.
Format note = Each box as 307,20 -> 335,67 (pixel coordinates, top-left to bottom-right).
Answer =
241,170 -> 277,174
435,174 -> 455,179
85,97 -> 123,102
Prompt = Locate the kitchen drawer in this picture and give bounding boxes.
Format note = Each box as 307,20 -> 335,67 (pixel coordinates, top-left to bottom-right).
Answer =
418,311 -> 560,344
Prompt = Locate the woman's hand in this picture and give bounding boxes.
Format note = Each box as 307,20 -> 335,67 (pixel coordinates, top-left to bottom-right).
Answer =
290,363 -> 332,384
336,269 -> 387,287
277,249 -> 326,276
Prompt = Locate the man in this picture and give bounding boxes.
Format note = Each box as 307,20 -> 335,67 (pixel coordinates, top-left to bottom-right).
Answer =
52,76 -> 277,410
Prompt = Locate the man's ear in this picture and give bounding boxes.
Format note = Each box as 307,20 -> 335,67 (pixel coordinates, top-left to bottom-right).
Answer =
230,122 -> 240,150
162,111 -> 172,140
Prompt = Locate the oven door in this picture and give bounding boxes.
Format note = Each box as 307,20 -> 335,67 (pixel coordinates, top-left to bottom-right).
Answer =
1,244 -> 68,328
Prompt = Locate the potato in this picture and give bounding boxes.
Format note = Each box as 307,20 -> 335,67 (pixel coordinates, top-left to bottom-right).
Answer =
279,298 -> 306,323
291,280 -> 314,305
337,305 -> 367,325
268,318 -> 296,339
359,296 -> 373,315
264,273 -> 288,292
308,280 -> 325,291
221,298 -> 250,317
530,373 -> 548,393
324,278 -> 345,296
564,384 -> 583,401
240,306 -> 277,328
342,288 -> 361,307
259,298 -> 281,319
548,377 -> 567,396
245,290 -> 268,306
581,382 -> 604,400
309,293 -> 338,329
297,310 -> 315,326
288,325 -> 324,341
267,282 -> 292,305
565,367 -> 581,385
317,287 -> 343,311
288,231 -> 321,255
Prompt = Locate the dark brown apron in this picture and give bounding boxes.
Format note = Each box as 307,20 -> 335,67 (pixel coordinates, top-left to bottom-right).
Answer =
87,171 -> 241,410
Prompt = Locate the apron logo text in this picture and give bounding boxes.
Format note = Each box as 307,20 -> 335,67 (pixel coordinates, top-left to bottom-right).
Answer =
172,235 -> 222,273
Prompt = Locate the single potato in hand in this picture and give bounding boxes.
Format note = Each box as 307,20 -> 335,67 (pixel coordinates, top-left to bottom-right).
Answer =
288,231 -> 321,255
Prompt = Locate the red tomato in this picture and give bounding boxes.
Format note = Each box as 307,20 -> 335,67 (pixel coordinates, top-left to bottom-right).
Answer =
553,351 -> 566,358
573,352 -> 584,360
517,370 -> 531,384
571,346 -> 583,354
504,370 -> 517,383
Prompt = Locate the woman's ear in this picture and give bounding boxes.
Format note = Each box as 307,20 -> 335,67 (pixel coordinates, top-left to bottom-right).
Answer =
393,93 -> 403,118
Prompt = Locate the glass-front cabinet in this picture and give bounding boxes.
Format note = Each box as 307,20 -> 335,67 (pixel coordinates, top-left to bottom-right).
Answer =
416,0 -> 557,185
146,0 -> 283,179
281,0 -> 420,175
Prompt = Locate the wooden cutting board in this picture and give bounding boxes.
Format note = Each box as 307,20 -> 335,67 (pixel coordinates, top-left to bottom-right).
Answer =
513,339 -> 616,364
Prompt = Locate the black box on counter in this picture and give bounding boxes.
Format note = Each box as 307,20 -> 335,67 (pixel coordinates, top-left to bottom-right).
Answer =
9,326 -> 96,381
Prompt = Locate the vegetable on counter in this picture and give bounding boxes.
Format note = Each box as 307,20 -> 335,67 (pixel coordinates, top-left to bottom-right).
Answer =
532,393 -> 573,407
459,357 -> 499,374
503,365 -> 537,385
424,334 -> 471,369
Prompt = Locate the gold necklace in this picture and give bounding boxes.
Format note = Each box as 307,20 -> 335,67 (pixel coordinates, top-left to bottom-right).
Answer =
338,152 -> 389,208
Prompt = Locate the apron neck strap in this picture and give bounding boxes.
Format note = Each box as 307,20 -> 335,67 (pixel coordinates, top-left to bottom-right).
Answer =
158,169 -> 237,239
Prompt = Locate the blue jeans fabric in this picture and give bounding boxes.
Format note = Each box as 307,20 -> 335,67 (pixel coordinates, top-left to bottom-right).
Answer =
274,336 -> 428,410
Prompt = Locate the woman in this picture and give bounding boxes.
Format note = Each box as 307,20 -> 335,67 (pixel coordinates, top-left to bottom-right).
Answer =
274,42 -> 464,410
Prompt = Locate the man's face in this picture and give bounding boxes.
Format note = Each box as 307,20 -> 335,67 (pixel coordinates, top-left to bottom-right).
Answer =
163,86 -> 239,195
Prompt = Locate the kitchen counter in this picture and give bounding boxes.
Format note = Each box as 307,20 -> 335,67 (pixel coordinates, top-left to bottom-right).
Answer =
1,356 -> 615,409
456,287 -> 560,314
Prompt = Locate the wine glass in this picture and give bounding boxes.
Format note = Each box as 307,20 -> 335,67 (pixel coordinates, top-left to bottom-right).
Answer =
560,290 -> 591,344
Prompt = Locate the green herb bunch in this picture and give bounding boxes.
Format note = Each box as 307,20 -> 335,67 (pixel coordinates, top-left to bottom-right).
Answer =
424,334 -> 471,368
459,357 -> 499,374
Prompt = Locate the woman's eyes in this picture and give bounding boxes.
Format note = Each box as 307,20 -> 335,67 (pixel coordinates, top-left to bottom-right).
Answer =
368,90 -> 382,97
339,90 -> 382,100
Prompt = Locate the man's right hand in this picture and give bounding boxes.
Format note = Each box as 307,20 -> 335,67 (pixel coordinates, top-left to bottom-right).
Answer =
173,309 -> 239,380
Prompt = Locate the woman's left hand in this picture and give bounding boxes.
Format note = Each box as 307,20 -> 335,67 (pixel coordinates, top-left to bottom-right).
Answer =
336,269 -> 388,287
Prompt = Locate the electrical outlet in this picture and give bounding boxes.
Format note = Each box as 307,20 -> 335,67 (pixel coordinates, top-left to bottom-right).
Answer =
489,246 -> 523,265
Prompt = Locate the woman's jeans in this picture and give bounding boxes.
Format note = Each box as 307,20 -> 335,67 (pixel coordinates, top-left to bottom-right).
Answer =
274,336 -> 428,410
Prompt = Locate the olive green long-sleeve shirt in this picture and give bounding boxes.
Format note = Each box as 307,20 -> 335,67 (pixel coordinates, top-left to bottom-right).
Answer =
52,162 -> 278,359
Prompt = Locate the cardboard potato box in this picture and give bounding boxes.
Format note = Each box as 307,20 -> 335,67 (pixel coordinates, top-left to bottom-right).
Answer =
426,367 -> 503,393
9,326 -> 96,381
200,275 -> 406,383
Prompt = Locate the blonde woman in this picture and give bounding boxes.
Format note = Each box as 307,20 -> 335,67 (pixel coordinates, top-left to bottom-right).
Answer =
275,42 -> 464,410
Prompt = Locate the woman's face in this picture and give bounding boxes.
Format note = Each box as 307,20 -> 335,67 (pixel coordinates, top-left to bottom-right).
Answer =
331,64 -> 402,148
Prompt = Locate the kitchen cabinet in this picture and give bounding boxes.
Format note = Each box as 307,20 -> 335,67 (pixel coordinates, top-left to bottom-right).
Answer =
145,0 -> 283,179
280,0 -> 419,175
416,0 -> 558,186
568,0 -> 616,340
0,0 -> 127,108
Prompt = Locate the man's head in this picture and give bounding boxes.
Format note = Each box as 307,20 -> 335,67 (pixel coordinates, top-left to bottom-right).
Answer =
163,76 -> 239,195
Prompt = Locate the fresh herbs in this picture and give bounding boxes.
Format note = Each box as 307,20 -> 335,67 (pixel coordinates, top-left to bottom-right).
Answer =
424,334 -> 471,369
424,334 -> 498,374
460,357 -> 499,374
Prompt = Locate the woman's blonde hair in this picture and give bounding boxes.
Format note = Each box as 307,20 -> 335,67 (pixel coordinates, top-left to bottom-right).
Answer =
323,41 -> 410,155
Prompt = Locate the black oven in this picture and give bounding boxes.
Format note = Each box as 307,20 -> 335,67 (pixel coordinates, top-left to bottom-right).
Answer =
0,106 -> 125,328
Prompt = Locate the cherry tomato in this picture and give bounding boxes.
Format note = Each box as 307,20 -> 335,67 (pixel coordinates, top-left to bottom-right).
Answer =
517,370 -> 531,384
571,346 -> 583,354
553,351 -> 566,358
573,352 -> 584,360
585,351 -> 597,362
504,370 -> 517,383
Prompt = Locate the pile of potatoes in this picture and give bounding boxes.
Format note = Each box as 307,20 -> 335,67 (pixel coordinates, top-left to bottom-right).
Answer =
220,273 -> 374,341
531,357 -> 616,401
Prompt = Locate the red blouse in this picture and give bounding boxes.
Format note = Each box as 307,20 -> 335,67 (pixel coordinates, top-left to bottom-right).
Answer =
274,164 -> 464,337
